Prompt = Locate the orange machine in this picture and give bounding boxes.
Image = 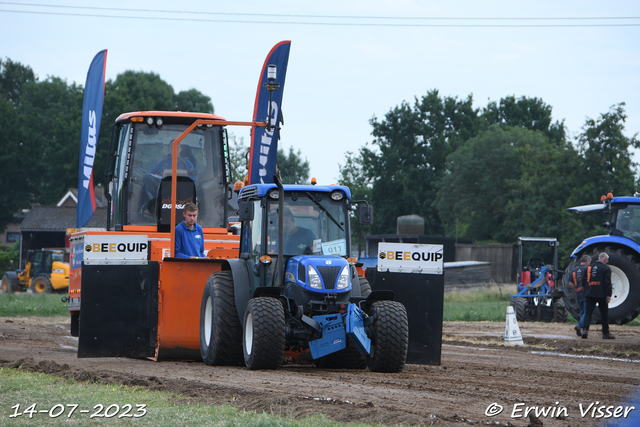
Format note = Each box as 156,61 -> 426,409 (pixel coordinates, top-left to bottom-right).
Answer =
68,111 -> 265,359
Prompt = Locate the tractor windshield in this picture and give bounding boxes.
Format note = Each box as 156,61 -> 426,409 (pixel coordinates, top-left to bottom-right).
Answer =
614,205 -> 640,242
110,121 -> 228,229
267,192 -> 349,256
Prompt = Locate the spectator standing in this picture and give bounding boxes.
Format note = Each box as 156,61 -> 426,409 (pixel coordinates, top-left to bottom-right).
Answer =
582,253 -> 615,339
569,255 -> 591,336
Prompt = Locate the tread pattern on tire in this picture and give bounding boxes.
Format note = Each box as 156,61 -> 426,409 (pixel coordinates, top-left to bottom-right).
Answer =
554,299 -> 569,323
366,300 -> 408,373
244,297 -> 285,370
359,276 -> 372,298
200,271 -> 243,366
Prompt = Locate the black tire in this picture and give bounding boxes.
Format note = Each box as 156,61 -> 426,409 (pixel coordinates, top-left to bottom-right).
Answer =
366,300 -> 408,373
562,259 -> 582,322
570,247 -> 640,325
359,276 -> 372,298
554,299 -> 568,323
70,313 -> 79,337
243,297 -> 285,370
1,274 -> 14,294
200,271 -> 244,366
511,297 -> 527,322
31,275 -> 52,293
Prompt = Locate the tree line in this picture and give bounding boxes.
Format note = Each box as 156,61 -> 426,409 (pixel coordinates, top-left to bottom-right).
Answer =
338,90 -> 639,260
2,57 -> 638,263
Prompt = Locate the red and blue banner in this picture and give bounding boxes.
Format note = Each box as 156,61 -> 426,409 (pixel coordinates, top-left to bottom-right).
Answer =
248,41 -> 291,184
76,49 -> 107,227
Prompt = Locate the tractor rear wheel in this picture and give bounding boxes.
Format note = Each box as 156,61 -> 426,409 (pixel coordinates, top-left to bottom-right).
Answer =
359,276 -> 372,298
200,271 -> 244,366
31,275 -> 52,293
562,260 -> 582,322
1,274 -> 14,294
569,247 -> 640,325
366,300 -> 408,373
554,299 -> 568,323
511,297 -> 527,322
243,297 -> 285,370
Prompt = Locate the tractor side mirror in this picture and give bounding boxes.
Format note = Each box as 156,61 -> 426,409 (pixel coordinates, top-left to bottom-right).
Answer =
238,201 -> 254,222
359,205 -> 373,225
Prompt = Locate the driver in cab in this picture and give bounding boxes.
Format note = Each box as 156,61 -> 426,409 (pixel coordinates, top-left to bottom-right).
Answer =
282,208 -> 317,255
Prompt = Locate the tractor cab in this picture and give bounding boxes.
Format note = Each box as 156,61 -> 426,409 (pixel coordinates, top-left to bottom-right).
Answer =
105,112 -> 232,232
612,204 -> 640,243
237,184 -> 361,303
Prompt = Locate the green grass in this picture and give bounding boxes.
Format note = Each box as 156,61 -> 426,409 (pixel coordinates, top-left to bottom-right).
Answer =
0,368 -> 354,427
0,293 -> 69,316
442,284 -> 640,326
443,285 -> 512,321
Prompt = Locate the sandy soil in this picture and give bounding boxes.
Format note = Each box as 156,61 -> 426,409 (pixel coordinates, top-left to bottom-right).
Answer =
1,316 -> 639,426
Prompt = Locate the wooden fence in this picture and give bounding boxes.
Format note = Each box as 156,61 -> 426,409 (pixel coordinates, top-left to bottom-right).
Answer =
454,244 -> 516,283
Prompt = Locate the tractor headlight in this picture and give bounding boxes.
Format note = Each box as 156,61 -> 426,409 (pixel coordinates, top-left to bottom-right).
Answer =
336,266 -> 349,289
308,265 -> 322,289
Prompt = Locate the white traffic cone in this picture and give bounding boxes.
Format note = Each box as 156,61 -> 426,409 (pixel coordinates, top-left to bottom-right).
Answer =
504,306 -> 524,346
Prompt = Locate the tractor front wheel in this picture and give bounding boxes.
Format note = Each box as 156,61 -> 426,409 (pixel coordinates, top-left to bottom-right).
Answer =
366,300 -> 408,373
243,297 -> 285,370
31,275 -> 52,293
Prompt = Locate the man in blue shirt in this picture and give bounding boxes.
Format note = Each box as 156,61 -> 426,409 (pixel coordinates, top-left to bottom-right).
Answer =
175,203 -> 206,258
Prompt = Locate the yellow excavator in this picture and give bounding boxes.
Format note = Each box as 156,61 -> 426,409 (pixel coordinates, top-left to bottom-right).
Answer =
1,249 -> 69,293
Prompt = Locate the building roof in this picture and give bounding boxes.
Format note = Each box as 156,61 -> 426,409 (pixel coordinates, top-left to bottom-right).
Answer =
57,189 -> 78,207
56,186 -> 107,208
19,206 -> 108,232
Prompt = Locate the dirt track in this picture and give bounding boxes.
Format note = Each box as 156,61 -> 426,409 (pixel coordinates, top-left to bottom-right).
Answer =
1,316 -> 639,426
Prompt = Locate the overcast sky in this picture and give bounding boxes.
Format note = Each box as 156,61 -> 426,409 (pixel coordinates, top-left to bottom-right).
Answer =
2,1 -> 639,185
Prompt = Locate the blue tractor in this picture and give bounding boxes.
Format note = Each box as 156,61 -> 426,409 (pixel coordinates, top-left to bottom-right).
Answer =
199,180 -> 409,371
510,237 -> 568,322
563,193 -> 640,325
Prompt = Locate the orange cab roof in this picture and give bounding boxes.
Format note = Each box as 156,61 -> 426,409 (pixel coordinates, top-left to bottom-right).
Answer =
115,111 -> 226,122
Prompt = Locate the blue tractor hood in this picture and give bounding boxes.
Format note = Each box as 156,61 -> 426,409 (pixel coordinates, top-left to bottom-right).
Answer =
285,255 -> 351,294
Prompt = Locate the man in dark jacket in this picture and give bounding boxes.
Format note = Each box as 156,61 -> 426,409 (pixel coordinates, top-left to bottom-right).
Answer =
582,252 -> 615,339
569,255 -> 591,336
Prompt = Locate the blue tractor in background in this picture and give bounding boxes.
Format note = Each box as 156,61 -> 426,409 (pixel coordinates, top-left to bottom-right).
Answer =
510,237 -> 568,322
563,193 -> 640,325
199,180 -> 409,372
